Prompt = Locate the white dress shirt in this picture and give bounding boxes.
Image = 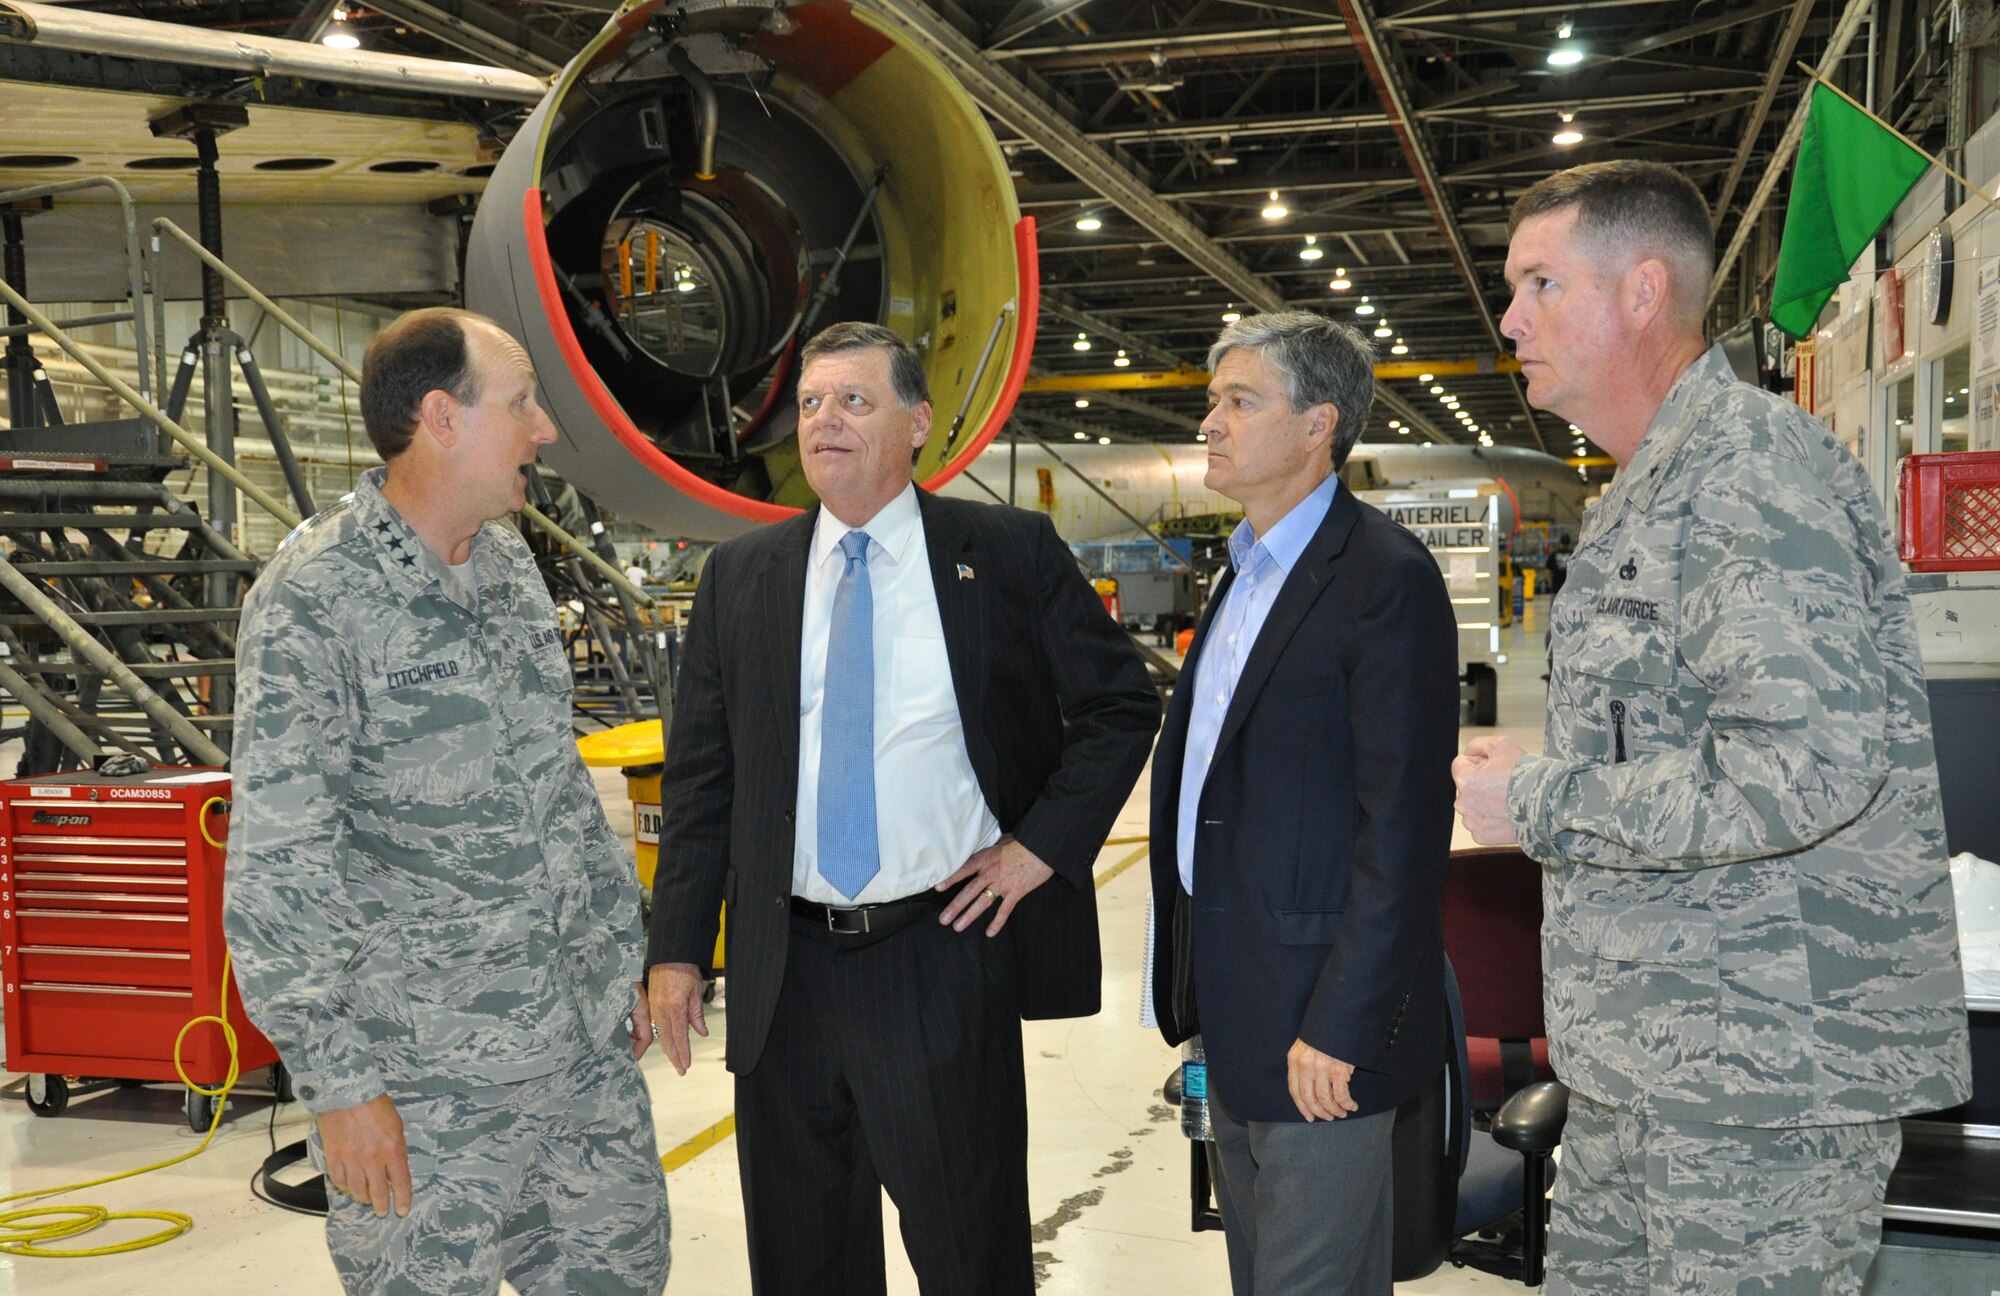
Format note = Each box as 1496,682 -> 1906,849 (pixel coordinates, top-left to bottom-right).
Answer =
793,485 -> 1002,904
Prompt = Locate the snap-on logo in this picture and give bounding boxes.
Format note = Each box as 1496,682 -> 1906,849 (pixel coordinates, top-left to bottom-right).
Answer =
30,811 -> 91,826
107,788 -> 172,800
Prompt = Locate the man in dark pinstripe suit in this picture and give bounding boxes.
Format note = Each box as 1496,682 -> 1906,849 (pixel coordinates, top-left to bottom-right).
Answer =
646,322 -> 1159,1295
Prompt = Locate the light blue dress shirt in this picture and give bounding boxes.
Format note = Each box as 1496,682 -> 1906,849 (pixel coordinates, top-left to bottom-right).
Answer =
1175,471 -> 1341,894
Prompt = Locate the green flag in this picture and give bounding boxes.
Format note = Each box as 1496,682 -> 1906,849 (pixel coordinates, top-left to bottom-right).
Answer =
1770,82 -> 1931,340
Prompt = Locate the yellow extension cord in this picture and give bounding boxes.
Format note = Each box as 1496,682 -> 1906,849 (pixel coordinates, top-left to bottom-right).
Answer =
0,796 -> 244,1258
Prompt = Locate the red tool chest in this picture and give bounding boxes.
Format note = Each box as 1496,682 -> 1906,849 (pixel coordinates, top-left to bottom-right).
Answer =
0,767 -> 279,1125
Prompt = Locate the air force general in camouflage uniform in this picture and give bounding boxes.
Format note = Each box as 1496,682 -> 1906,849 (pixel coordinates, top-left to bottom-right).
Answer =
224,308 -> 670,1295
1454,162 -> 1971,1295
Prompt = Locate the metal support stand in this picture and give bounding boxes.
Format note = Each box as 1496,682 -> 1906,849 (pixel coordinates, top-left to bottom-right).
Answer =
2,208 -> 63,430
234,341 -> 316,519
193,129 -> 236,723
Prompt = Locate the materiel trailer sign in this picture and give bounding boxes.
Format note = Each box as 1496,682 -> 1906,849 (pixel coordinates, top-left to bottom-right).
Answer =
1374,500 -> 1492,550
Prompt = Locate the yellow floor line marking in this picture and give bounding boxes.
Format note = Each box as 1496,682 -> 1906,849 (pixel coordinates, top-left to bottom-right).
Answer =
661,1113 -> 736,1174
656,836 -> 1150,1175
1094,841 -> 1150,890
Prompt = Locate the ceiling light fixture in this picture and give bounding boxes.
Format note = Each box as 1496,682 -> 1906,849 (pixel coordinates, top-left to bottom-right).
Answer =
1075,214 -> 1102,231
1556,18 -> 1574,39
1075,398 -> 1091,409
1429,385 -> 1445,395
1328,275 -> 1352,291
1373,324 -> 1393,338
1300,235 -> 1325,262
1552,111 -> 1584,147
1390,339 -> 1409,355
1113,349 -> 1131,368
1547,45 -> 1584,67
1074,430 -> 1089,440
1355,294 -> 1377,316
322,7 -> 361,48
1261,189 -> 1288,220
1073,332 -> 1091,352
1097,436 -> 1112,445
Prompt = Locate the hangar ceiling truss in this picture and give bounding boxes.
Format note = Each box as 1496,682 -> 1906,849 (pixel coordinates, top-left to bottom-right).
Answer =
0,0 -> 1978,454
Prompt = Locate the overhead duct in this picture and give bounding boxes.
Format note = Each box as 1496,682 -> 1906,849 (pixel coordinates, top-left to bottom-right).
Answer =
466,0 -> 1036,539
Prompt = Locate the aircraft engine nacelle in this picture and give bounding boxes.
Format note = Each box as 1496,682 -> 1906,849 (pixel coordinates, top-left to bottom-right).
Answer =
467,0 -> 1036,539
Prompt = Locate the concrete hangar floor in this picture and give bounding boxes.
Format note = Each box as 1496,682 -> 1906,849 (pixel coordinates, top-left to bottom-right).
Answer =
0,615 -> 1555,1295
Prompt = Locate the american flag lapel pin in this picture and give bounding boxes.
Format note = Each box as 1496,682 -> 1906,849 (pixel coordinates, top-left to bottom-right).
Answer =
956,563 -> 975,581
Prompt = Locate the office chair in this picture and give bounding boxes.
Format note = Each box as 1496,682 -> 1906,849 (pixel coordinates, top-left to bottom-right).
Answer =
1392,957 -> 1567,1284
1442,847 -> 1558,1110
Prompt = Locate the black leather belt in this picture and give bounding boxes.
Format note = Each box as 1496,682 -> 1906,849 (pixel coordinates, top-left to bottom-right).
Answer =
791,890 -> 948,937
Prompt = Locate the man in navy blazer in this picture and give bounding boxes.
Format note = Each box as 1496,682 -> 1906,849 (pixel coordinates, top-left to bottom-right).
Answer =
1150,311 -> 1460,1295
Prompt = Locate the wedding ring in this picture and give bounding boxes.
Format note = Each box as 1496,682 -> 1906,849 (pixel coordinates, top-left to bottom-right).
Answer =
982,886 -> 998,899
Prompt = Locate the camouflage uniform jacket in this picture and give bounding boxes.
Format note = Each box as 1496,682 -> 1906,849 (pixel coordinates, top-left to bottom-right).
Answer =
1508,344 -> 1972,1127
224,468 -> 644,1113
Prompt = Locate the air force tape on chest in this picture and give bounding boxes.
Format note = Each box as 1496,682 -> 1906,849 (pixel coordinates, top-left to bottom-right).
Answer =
1592,594 -> 1667,624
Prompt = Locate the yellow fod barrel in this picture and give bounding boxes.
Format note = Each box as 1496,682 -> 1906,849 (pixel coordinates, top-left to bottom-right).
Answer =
577,720 -> 725,971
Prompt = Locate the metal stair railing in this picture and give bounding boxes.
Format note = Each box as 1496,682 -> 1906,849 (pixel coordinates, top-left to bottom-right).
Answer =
0,198 -> 297,772
0,283 -> 300,530
0,176 -> 154,405
0,479 -> 252,769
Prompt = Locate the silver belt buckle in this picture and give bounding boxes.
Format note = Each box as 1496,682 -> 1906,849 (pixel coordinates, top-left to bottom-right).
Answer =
825,904 -> 870,934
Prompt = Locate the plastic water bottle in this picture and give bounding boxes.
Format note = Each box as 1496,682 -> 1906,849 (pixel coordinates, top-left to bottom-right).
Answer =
1180,1036 -> 1213,1141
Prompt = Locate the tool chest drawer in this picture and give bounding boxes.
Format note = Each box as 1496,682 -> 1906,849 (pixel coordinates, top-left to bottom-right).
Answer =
17,981 -> 201,1062
15,944 -> 194,988
14,907 -> 192,950
7,795 -> 198,840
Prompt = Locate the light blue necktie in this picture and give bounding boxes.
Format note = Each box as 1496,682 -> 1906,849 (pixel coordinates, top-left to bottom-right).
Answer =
817,530 -> 880,899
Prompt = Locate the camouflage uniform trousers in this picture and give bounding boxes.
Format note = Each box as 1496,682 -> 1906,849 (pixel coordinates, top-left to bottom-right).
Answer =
1547,1091 -> 1900,1296
321,1037 -> 670,1296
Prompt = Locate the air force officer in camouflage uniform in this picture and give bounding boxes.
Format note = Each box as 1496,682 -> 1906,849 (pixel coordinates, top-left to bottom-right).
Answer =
1453,161 -> 1971,1294
225,308 -> 671,1295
